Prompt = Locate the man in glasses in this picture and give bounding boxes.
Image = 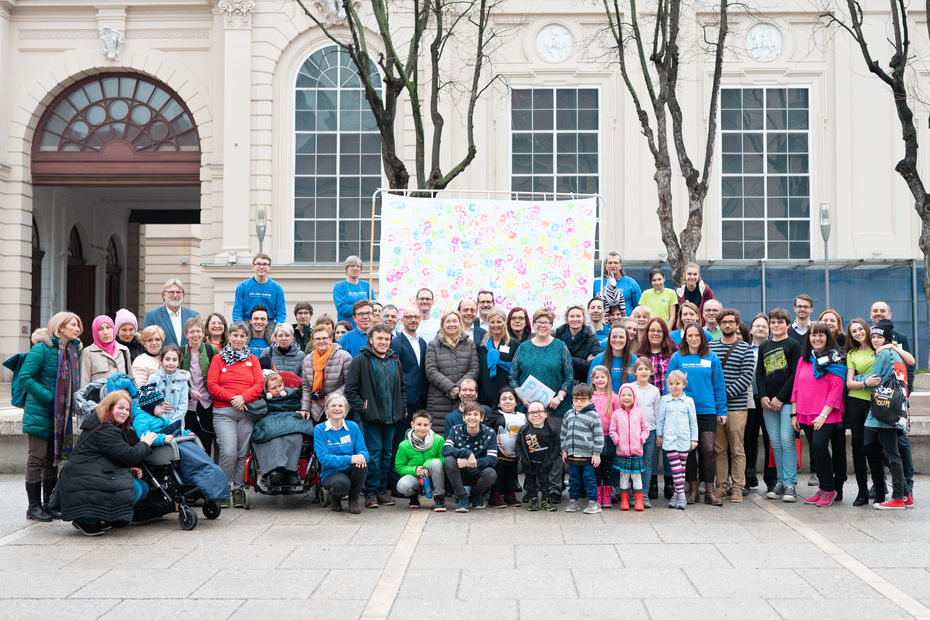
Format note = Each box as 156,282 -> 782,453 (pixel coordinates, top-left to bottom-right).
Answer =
339,299 -> 375,357
143,278 -> 199,347
232,253 -> 286,326
415,288 -> 440,342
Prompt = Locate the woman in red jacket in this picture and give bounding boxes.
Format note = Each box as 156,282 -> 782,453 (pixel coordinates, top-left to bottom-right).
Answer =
207,321 -> 264,508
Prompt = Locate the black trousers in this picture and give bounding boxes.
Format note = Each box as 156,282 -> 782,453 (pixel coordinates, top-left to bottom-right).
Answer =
801,423 -> 843,492
492,459 -> 519,493
443,460 -> 497,498
845,397 -> 885,494
865,427 -> 906,499
745,397 -> 777,487
185,403 -> 216,459
322,465 -> 367,500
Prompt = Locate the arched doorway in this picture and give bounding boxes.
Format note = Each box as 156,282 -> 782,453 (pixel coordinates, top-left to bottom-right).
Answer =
30,72 -> 202,329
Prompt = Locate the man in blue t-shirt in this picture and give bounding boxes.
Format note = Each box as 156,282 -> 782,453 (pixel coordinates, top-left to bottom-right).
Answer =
232,253 -> 286,326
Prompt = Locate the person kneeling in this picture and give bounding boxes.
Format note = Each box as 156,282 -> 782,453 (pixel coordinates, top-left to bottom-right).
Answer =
314,394 -> 368,513
442,402 -> 498,513
395,410 -> 446,512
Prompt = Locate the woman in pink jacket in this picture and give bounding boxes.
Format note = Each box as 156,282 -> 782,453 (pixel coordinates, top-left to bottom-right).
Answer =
609,384 -> 650,511
791,322 -> 846,508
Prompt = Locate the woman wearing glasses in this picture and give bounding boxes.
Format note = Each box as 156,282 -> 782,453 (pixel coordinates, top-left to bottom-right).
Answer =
299,324 -> 352,423
509,309 -> 574,428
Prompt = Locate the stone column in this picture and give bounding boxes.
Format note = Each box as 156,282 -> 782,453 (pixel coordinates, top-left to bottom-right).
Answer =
217,0 -> 255,262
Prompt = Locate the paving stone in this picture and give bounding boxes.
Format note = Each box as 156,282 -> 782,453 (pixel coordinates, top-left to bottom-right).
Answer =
616,543 -> 731,569
409,544 -> 515,569
768,597 -> 916,618
514,544 -> 622,569
311,569 -> 381,599
644,597 -> 781,618
458,568 -> 576,600
684,567 -> 821,598
1,598 -> 119,618
390,598 -> 517,619
396,568 -> 460,600
872,567 -> 930,600
714,542 -> 838,569
71,568 -> 215,599
67,544 -> 193,570
279,544 -> 393,569
793,567 -> 882,599
191,568 -> 327,599
839,543 -> 930,568
0,567 -> 108,598
234,599 -> 367,619
652,522 -> 757,544
560,521 -> 660,544
251,523 -> 358,546
102,599 -> 245,618
519,598 -> 648,619
0,542 -> 89,569
170,543 -> 295,570
573,567 -> 697,598
467,523 -> 562,545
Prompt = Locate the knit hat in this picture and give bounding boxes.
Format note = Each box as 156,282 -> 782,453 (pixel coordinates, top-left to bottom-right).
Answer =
114,308 -> 138,332
870,319 -> 895,344
136,383 -> 164,414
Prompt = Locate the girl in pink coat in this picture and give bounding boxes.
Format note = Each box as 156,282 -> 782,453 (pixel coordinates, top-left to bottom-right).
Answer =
609,384 -> 650,511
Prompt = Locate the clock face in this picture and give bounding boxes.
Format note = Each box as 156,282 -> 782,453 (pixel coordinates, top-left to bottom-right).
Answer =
746,23 -> 783,62
536,24 -> 573,63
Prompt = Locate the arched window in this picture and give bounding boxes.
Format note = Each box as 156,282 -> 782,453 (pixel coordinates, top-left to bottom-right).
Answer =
106,237 -> 122,317
68,226 -> 85,265
294,46 -> 382,263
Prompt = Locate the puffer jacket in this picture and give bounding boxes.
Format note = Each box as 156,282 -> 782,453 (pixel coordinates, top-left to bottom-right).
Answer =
425,334 -> 479,432
554,323 -> 603,383
52,413 -> 151,524
300,343 -> 353,419
20,328 -> 82,440
260,342 -> 306,377
608,387 -> 650,457
79,343 -> 130,385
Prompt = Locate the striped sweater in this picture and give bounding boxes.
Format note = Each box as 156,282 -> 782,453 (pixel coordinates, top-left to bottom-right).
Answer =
559,403 -> 604,458
707,339 -> 755,410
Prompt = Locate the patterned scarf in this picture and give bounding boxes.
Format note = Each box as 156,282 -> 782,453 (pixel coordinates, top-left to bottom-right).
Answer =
811,348 -> 847,380
53,339 -> 80,463
598,275 -> 626,316
407,428 -> 434,452
220,344 -> 251,366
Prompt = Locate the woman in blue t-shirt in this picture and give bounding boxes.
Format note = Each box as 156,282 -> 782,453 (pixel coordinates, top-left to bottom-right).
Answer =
588,323 -> 638,390
666,323 -> 727,505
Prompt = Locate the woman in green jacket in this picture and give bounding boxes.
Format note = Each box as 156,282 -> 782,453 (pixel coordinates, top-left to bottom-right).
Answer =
394,410 -> 446,511
20,311 -> 83,521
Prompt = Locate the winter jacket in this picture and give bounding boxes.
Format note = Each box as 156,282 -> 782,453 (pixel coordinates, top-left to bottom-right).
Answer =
131,353 -> 160,387
252,388 -> 315,443
442,424 -> 498,469
559,403 -> 604,458
554,324 -> 603,383
656,393 -> 698,452
152,368 -> 191,426
132,409 -> 191,446
344,346 -> 407,424
206,353 -> 264,409
394,432 -> 445,476
260,342 -> 306,377
54,414 -> 152,524
79,343 -> 130,384
300,343 -> 352,417
20,328 -> 82,441
314,419 -> 369,482
608,399 -> 650,458
425,334 -> 479,432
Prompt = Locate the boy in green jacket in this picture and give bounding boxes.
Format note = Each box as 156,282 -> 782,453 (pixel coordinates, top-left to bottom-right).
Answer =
395,410 -> 446,511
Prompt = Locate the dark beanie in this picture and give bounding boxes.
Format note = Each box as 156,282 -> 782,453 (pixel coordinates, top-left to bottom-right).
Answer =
870,319 -> 895,343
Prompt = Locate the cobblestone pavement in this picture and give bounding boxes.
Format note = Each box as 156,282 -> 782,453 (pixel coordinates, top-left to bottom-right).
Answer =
2,474 -> 930,619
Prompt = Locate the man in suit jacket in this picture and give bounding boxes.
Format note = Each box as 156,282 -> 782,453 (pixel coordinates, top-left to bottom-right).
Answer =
392,309 -> 428,413
143,278 -> 200,348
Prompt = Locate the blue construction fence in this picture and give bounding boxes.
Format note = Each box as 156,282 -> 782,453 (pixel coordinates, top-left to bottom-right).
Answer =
621,261 -> 928,367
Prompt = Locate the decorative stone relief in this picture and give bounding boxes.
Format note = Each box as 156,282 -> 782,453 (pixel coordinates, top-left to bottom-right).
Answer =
535,24 -> 573,63
99,27 -> 124,61
218,0 -> 255,26
312,0 -> 360,25
745,23 -> 783,62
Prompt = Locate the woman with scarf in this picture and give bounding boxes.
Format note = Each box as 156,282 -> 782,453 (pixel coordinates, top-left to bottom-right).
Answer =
790,322 -> 847,507
182,317 -> 219,456
299,324 -> 352,422
80,315 -> 130,384
554,305 -> 602,384
477,309 -> 519,407
260,323 -> 305,376
425,311 -> 479,433
207,321 -> 264,508
20,311 -> 83,521
114,308 -> 145,362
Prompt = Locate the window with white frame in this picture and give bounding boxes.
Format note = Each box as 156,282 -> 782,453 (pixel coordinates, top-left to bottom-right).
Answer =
294,46 -> 382,263
510,88 -> 599,196
720,87 -> 810,259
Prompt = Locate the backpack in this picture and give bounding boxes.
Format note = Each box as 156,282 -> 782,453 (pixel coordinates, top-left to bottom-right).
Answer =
870,374 -> 908,428
3,347 -> 50,408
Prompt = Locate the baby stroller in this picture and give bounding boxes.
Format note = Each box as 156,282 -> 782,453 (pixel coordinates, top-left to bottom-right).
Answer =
137,434 -> 222,530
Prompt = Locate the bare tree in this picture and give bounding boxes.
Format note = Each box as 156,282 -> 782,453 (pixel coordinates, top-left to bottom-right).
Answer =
602,0 -> 728,284
295,0 -> 501,190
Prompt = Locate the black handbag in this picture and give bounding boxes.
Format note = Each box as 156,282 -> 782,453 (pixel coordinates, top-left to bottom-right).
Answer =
869,375 -> 908,427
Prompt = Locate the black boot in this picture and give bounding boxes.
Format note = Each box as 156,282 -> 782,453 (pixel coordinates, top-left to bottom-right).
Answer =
26,481 -> 52,522
649,476 -> 659,499
42,477 -> 62,520
663,477 -> 674,500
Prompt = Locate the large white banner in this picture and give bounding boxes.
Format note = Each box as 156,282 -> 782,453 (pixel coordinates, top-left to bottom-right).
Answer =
378,195 -> 597,316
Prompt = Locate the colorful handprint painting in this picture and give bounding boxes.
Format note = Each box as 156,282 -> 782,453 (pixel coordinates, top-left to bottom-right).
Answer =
378,196 -> 597,317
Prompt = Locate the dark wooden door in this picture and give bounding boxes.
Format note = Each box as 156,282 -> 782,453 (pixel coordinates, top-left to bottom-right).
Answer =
67,264 -> 95,347
30,249 -> 44,333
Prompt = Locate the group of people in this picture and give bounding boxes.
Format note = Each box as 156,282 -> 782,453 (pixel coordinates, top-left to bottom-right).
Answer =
16,251 -> 918,533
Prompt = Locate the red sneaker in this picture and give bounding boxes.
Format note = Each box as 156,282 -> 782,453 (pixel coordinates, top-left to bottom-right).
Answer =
816,490 -> 836,507
804,489 -> 823,505
905,495 -> 915,508
874,498 -> 906,510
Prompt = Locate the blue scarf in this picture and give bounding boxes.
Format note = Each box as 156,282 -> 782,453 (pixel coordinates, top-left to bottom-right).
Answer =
811,349 -> 847,380
484,339 -> 512,379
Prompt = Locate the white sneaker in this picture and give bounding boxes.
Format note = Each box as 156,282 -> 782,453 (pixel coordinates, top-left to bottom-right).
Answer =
564,499 -> 580,512
583,501 -> 601,514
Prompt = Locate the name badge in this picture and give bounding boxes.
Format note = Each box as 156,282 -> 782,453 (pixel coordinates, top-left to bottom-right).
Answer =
700,359 -> 712,367
340,435 -> 352,444
245,361 -> 252,367
500,345 -> 510,354
817,356 -> 829,365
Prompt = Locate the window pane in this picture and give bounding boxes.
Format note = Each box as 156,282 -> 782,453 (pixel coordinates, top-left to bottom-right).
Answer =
722,154 -> 741,174
721,89 -> 741,109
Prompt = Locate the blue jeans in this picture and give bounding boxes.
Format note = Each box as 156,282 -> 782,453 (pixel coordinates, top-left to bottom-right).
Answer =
132,478 -> 149,504
642,430 -> 658,486
567,461 -> 596,500
762,404 -> 797,487
362,422 -> 396,494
